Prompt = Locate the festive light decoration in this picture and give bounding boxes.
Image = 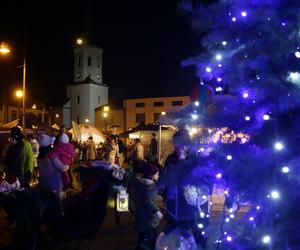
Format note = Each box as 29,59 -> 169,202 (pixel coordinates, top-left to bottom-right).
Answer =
194,101 -> 200,107
226,155 -> 232,160
262,235 -> 271,244
215,54 -> 222,61
206,67 -> 212,73
241,11 -> 247,17
270,190 -> 280,200
245,116 -> 251,121
242,92 -> 249,98
274,142 -> 284,151
295,51 -> 300,58
281,166 -> 290,173
263,114 -> 270,120
222,41 -> 227,46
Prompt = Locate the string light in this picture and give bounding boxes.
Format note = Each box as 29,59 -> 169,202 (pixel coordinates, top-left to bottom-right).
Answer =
215,54 -> 222,61
206,67 -> 212,73
274,142 -> 284,151
243,92 -> 249,98
270,190 -> 280,199
232,17 -> 237,22
262,235 -> 271,244
241,11 -> 247,17
245,116 -> 251,121
263,114 -> 270,120
194,101 -> 200,107
222,41 -> 227,46
281,166 -> 290,173
226,155 -> 233,160
295,51 -> 300,58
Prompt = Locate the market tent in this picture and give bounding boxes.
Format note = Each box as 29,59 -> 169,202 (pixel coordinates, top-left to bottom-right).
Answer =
69,121 -> 105,144
0,119 -> 19,129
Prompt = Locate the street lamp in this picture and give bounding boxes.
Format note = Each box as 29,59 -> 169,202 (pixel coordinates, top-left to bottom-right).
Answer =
0,41 -> 26,130
15,90 -> 23,118
103,106 -> 110,134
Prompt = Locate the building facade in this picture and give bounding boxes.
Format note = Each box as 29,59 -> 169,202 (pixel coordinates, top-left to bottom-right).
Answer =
63,43 -> 108,127
123,96 -> 191,131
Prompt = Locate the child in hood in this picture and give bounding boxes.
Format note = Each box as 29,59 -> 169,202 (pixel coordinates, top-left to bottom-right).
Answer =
48,133 -> 75,189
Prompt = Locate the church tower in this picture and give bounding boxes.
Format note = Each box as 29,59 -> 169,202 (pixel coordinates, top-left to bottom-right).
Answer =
63,39 -> 108,127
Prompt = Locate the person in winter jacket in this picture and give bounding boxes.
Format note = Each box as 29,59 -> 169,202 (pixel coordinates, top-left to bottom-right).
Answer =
2,126 -> 34,188
85,136 -> 97,160
38,134 -> 70,200
133,159 -> 163,250
48,133 -> 74,190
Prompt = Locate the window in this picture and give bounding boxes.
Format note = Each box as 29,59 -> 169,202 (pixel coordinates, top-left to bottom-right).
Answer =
97,56 -> 101,68
153,101 -> 163,107
88,57 -> 92,66
154,113 -> 160,122
76,56 -> 81,67
135,102 -> 145,108
136,113 -> 145,123
11,110 -> 17,120
77,115 -> 80,124
76,95 -> 80,104
98,96 -> 101,105
172,100 -> 183,106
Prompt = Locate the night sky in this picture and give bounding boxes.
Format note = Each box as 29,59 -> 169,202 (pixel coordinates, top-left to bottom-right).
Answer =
0,0 -> 201,108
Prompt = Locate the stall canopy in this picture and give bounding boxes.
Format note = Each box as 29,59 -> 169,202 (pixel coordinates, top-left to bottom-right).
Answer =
69,121 -> 105,144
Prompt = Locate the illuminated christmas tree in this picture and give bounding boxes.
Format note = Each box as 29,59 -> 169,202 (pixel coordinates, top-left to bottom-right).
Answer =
162,0 -> 300,248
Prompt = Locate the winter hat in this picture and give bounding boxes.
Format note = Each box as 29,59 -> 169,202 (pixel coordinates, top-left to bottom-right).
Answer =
38,134 -> 52,147
10,126 -> 23,141
59,133 -> 69,144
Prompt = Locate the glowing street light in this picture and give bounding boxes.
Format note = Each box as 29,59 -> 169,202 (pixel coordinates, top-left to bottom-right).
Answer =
103,106 -> 109,112
0,41 -> 26,129
15,89 -> 23,118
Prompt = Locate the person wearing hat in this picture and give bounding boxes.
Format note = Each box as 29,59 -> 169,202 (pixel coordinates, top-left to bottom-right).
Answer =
2,126 -> 34,188
133,160 -> 163,249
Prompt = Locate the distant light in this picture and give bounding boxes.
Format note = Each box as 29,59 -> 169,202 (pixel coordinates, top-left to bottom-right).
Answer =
76,38 -> 84,45
103,106 -> 110,112
0,42 -> 10,54
200,147 -> 205,152
197,223 -> 204,229
55,113 -> 60,118
217,77 -> 222,82
215,54 -> 222,61
32,104 -> 37,109
224,190 -> 229,195
85,118 -> 89,123
243,92 -> 249,98
274,142 -> 284,151
256,205 -> 260,210
295,51 -> 300,58
16,90 -> 23,98
262,235 -> 271,244
241,11 -> 247,17
218,64 -> 223,68
215,87 -> 223,92
194,101 -> 200,107
229,214 -> 235,219
206,67 -> 212,73
270,190 -> 280,199
226,236 -> 232,242
263,114 -> 270,120
281,166 -> 290,173
225,217 -> 230,222
216,173 -> 222,179
103,112 -> 108,118
191,114 -> 198,120
249,217 -> 254,221
245,116 -> 251,121
200,212 -> 205,218
241,138 -> 248,144
161,111 -> 166,116
226,155 -> 232,160
201,231 -> 206,235
222,41 -> 227,46
232,17 -> 237,22
281,22 -> 286,26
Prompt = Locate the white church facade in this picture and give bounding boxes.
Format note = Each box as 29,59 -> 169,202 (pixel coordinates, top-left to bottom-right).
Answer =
63,42 -> 108,127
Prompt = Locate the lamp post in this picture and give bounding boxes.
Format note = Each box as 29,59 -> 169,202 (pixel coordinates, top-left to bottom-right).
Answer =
15,90 -> 23,118
103,106 -> 110,135
0,41 -> 26,130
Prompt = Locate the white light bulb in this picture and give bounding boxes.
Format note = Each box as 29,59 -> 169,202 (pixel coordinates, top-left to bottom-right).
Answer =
281,166 -> 290,173
229,214 -> 235,219
226,236 -> 232,242
256,205 -> 260,210
216,173 -> 222,179
222,41 -> 227,46
241,11 -> 247,17
225,217 -> 230,222
197,223 -> 204,229
295,51 -> 300,58
249,217 -> 254,221
218,64 -> 222,68
194,101 -> 200,107
191,114 -> 198,120
263,114 -> 270,120
215,54 -> 222,61
217,77 -> 222,82
206,67 -> 212,73
215,87 -> 223,92
226,155 -> 232,160
274,142 -> 284,151
245,116 -> 251,121
200,212 -> 205,218
270,190 -> 280,199
243,92 -> 249,98
232,17 -> 237,22
262,235 -> 271,244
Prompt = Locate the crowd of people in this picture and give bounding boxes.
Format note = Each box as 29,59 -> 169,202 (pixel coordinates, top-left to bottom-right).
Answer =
0,126 -> 209,249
